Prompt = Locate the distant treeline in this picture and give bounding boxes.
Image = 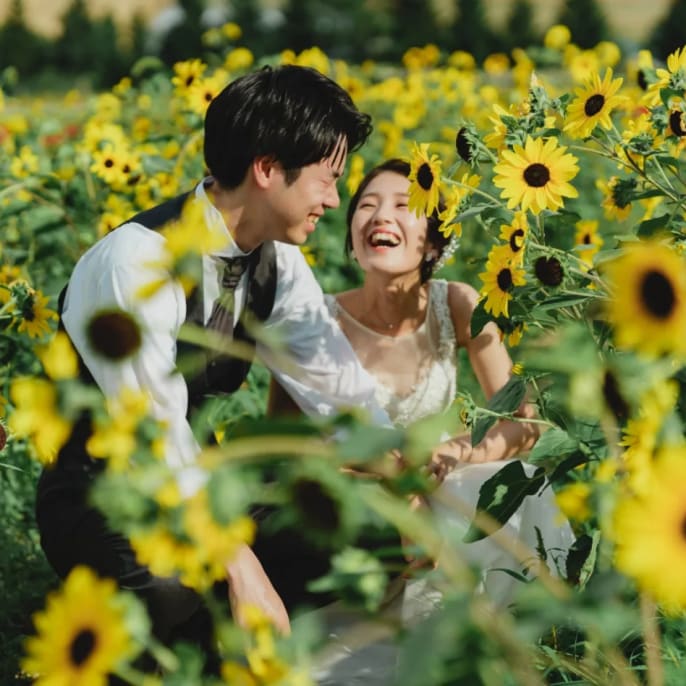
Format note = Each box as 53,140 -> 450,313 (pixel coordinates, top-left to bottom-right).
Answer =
0,0 -> 684,90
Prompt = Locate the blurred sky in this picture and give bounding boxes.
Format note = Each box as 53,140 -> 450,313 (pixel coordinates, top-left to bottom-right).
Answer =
0,0 -> 676,45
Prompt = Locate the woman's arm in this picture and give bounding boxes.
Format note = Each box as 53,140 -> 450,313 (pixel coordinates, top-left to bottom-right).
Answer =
429,282 -> 541,475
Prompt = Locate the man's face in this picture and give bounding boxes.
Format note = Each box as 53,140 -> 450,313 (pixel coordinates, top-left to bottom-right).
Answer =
266,137 -> 347,245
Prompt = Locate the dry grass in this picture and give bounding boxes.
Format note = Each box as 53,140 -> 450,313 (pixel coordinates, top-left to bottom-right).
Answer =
0,0 -> 675,45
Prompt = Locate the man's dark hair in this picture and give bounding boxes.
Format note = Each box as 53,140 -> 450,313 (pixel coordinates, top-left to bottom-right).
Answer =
345,158 -> 449,283
204,65 -> 373,189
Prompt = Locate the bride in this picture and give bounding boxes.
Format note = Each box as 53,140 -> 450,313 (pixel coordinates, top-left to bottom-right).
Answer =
271,158 -> 574,682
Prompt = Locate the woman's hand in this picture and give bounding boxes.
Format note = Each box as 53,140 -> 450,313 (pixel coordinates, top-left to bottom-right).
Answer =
225,544 -> 291,636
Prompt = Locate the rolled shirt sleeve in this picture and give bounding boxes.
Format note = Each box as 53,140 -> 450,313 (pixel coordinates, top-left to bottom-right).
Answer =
257,243 -> 391,427
61,223 -> 206,498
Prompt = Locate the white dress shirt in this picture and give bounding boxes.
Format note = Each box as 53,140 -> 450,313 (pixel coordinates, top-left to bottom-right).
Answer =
61,180 -> 391,497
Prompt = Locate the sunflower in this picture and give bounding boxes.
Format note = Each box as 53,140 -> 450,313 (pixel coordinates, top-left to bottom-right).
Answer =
564,68 -> 624,139
612,447 -> 686,611
407,142 -> 442,217
171,58 -> 207,97
498,212 -> 528,264
596,176 -> 634,221
647,46 -> 686,105
493,136 -> 579,215
574,219 -> 603,266
13,288 -> 58,339
534,255 -> 564,287
479,246 -> 527,318
36,332 -> 79,381
22,566 -> 135,685
604,240 -> 686,357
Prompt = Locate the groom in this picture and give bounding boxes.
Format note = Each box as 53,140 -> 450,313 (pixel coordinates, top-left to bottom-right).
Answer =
36,64 -> 391,659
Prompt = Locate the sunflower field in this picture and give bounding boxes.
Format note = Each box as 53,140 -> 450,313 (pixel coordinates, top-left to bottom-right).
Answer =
5,21 -> 686,686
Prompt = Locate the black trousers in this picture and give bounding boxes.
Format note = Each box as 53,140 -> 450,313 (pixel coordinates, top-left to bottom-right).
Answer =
35,470 -> 337,672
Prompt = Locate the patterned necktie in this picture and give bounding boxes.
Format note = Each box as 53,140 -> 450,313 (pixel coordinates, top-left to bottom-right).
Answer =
206,255 -> 251,337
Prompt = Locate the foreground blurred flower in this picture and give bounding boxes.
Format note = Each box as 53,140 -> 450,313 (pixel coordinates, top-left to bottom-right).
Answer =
493,136 -> 579,214
8,378 -> 72,465
564,68 -> 624,139
555,482 -> 592,523
408,142 -> 442,217
131,491 -> 255,591
22,566 -> 135,686
612,447 -> 686,611
603,241 -> 686,357
479,246 -> 526,317
36,331 -> 79,380
86,309 -> 142,361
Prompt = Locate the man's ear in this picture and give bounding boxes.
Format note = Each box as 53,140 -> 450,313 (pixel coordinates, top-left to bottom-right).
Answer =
252,156 -> 280,189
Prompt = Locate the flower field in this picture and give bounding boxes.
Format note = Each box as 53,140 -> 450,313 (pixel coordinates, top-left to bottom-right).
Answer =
4,23 -> 686,685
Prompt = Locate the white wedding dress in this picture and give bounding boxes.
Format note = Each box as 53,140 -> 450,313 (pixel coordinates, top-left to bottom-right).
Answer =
307,282 -> 574,683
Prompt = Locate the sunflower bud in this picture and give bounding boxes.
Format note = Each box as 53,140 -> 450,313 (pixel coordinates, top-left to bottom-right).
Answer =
534,256 -> 564,286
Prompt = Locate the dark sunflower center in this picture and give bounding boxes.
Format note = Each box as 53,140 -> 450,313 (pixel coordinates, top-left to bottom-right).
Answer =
122,164 -> 130,174
455,127 -> 472,163
416,163 -> 434,191
22,300 -> 36,321
602,370 -> 629,421
523,163 -> 550,188
104,159 -> 114,168
509,228 -> 525,252
292,479 -> 340,534
534,256 -> 563,287
583,233 -> 592,244
496,268 -> 513,292
185,75 -> 194,87
584,94 -> 605,117
86,310 -> 143,360
669,110 -> 686,137
637,69 -> 648,91
70,628 -> 97,666
640,270 -> 676,319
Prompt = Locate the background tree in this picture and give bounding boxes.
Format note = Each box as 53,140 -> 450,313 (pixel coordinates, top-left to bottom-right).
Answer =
158,0 -> 205,66
0,0 -> 49,78
449,0 -> 497,62
387,0 -> 444,60
500,0 -> 540,52
554,0 -> 610,48
649,0 -> 686,60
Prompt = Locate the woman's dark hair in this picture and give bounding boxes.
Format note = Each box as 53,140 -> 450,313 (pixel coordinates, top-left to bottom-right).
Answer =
345,158 -> 449,282
204,65 -> 373,189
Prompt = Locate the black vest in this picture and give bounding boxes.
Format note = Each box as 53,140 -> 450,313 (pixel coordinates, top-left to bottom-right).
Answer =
50,190 -> 277,475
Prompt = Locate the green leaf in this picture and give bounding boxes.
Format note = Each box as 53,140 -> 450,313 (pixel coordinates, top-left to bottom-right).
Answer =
530,292 -> 596,313
463,460 -> 546,543
565,530 -> 600,589
637,213 -> 671,237
528,427 -> 578,465
471,375 -> 527,446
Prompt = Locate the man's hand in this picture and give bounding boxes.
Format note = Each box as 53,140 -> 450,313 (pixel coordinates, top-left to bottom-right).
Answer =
225,544 -> 291,636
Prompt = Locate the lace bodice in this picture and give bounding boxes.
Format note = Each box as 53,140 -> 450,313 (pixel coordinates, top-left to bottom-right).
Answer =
325,280 -> 458,427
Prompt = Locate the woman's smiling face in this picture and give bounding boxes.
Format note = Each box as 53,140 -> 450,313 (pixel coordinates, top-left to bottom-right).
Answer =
350,171 -> 431,278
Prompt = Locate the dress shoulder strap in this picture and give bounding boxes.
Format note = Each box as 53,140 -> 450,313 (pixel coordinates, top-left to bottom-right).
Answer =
429,279 -> 457,358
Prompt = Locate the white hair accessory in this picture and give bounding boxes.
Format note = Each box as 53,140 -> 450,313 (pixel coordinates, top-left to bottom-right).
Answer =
433,233 -> 460,272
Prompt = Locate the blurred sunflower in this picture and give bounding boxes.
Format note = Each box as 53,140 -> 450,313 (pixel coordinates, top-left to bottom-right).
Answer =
8,377 -> 72,465
408,142 -> 442,217
612,447 -> 686,611
22,566 -> 135,686
647,46 -> 686,105
604,240 -> 686,357
493,136 -> 579,215
171,58 -> 207,97
574,219 -> 603,267
479,247 -> 526,317
564,68 -> 624,139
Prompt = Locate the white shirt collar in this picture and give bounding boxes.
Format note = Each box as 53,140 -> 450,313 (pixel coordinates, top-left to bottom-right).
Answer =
195,177 -> 252,260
